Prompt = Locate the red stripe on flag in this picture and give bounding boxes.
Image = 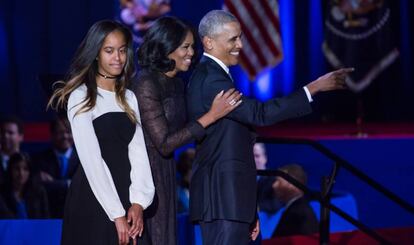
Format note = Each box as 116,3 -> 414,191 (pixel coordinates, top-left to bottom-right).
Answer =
239,50 -> 258,79
225,1 -> 268,67
240,0 -> 281,58
262,0 -> 282,35
224,0 -> 283,79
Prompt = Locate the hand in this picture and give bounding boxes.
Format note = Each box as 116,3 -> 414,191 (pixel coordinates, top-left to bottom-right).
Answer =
210,88 -> 243,119
114,216 -> 130,245
306,68 -> 354,96
40,171 -> 54,182
127,203 -> 144,240
250,219 -> 260,241
197,88 -> 242,128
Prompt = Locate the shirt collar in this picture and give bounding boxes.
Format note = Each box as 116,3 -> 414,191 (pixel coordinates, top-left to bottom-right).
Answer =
54,147 -> 73,159
1,153 -> 9,171
203,52 -> 230,75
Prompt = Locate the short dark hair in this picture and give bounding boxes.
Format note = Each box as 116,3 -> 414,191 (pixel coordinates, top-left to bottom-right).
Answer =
199,10 -> 238,38
49,115 -> 70,133
137,16 -> 197,73
0,115 -> 24,135
279,164 -> 308,186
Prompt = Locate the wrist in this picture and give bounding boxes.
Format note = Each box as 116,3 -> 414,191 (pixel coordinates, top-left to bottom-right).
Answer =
197,112 -> 215,128
131,203 -> 143,210
114,216 -> 126,222
306,81 -> 319,96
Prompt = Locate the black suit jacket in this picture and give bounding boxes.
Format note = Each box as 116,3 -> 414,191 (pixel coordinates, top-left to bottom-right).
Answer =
32,147 -> 79,218
0,165 -> 6,187
186,56 -> 312,223
257,176 -> 283,213
272,196 -> 319,237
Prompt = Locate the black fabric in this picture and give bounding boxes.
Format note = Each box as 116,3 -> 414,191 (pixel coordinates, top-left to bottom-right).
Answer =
1,182 -> 50,219
0,195 -> 13,218
0,155 -> 6,187
32,148 -> 80,218
200,219 -> 250,245
134,69 -> 205,245
272,196 -> 319,237
61,112 -> 135,245
257,176 -> 283,213
186,56 -> 312,224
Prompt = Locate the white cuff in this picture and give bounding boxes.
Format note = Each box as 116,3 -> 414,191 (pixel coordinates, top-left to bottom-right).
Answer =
303,86 -> 313,103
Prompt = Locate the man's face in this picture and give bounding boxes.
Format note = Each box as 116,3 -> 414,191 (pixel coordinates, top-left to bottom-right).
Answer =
52,121 -> 73,152
253,144 -> 267,170
0,123 -> 23,154
205,21 -> 243,67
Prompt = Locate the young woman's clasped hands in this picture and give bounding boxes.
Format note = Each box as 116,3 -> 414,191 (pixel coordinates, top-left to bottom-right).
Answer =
115,203 -> 144,245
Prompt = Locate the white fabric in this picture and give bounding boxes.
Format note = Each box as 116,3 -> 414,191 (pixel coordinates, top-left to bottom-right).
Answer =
67,84 -> 154,221
203,53 -> 230,75
303,86 -> 313,103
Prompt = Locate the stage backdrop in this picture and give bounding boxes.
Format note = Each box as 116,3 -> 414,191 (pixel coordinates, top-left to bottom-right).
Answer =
1,0 -> 413,122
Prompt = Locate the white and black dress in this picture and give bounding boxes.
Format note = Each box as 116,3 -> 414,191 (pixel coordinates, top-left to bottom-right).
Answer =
61,85 -> 155,245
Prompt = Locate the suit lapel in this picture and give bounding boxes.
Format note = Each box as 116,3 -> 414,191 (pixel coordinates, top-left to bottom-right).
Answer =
201,56 -> 233,82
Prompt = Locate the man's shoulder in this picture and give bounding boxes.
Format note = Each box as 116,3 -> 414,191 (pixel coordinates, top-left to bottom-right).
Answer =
192,59 -> 212,78
32,148 -> 54,159
191,59 -> 229,84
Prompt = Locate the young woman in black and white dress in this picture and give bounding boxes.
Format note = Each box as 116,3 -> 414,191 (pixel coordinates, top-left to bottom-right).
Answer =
48,20 -> 154,245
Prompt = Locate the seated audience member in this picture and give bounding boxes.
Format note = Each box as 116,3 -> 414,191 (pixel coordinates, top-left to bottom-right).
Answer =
119,0 -> 171,43
1,153 -> 50,219
254,143 -> 282,213
272,164 -> 319,237
0,195 -> 13,218
0,116 -> 24,186
32,116 -> 79,218
176,148 -> 195,213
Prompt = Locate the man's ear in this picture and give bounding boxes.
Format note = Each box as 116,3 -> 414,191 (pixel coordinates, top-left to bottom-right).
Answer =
202,36 -> 213,51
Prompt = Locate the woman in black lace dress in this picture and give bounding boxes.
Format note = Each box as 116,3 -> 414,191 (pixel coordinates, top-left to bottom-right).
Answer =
135,17 -> 242,245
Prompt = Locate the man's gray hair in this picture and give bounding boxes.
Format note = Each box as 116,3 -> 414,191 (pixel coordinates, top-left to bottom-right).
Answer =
198,10 -> 238,38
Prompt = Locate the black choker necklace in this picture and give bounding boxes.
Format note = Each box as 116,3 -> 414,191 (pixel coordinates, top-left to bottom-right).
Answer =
97,71 -> 118,79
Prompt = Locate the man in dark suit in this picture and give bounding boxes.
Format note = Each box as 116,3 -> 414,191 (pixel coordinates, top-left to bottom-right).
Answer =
271,164 -> 319,237
32,116 -> 79,218
186,10 -> 352,245
254,143 -> 282,214
0,116 -> 24,186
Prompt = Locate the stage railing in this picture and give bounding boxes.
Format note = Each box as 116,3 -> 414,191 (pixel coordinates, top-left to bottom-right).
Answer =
257,137 -> 414,245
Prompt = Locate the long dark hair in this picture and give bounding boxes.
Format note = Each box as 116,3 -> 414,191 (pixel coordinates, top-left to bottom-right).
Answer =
47,20 -> 137,123
3,153 -> 35,199
3,153 -> 49,218
137,16 -> 197,73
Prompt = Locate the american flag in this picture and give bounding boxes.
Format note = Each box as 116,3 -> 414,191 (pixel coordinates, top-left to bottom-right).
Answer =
223,0 -> 283,80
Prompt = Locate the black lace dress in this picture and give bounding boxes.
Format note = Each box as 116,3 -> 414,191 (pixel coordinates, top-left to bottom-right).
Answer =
135,70 -> 205,245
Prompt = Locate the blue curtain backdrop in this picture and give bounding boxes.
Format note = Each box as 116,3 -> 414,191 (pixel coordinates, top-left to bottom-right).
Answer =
0,0 -> 413,121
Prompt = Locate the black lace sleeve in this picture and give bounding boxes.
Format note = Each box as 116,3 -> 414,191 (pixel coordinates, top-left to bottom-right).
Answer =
135,72 -> 204,157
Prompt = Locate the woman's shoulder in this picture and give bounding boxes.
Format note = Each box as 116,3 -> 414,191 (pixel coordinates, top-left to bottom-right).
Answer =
135,69 -> 163,90
125,89 -> 136,100
137,69 -> 166,82
68,84 -> 87,100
